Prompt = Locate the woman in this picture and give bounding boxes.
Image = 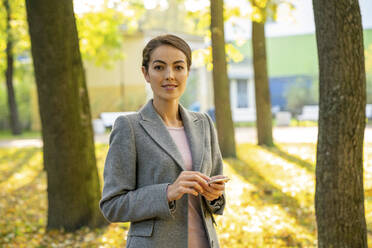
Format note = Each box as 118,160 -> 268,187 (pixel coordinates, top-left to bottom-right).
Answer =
99,34 -> 226,248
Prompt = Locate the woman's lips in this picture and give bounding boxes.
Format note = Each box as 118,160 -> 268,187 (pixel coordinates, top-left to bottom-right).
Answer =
162,85 -> 178,90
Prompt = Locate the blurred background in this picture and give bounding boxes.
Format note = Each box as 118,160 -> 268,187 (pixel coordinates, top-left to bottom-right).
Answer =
0,0 -> 371,133
1,0 -> 372,247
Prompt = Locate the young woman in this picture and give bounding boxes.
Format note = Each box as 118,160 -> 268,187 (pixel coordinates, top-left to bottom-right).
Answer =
99,34 -> 226,248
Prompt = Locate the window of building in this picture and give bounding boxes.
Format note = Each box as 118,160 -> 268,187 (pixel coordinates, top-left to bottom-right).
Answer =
237,79 -> 248,108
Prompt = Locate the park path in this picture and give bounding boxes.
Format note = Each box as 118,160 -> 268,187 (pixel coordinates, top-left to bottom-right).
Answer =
3,126 -> 372,148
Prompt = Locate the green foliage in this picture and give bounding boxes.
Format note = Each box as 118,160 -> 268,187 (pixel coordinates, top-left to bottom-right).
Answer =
0,0 -> 145,131
185,2 -> 210,36
75,0 -> 145,68
366,78 -> 372,104
366,44 -> 372,103
248,0 -> 295,23
0,0 -> 30,82
0,0 -> 145,74
0,84 -> 8,129
366,44 -> 372,74
0,130 -> 40,139
193,42 -> 245,71
185,1 -> 245,70
0,75 -> 33,130
0,0 -> 35,131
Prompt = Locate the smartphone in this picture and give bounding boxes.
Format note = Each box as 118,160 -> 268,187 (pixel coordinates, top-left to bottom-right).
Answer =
208,177 -> 230,185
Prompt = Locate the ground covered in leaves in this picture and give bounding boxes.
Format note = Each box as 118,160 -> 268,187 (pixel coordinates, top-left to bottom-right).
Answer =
1,142 -> 372,247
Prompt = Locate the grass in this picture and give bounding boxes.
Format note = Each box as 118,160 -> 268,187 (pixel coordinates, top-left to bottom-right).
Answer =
1,142 -> 372,247
234,119 -> 318,128
0,130 -> 41,140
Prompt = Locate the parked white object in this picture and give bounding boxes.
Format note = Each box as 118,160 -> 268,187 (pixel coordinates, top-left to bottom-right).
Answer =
276,111 -> 292,126
366,104 -> 372,119
92,119 -> 105,134
100,112 -> 136,128
298,105 -> 319,121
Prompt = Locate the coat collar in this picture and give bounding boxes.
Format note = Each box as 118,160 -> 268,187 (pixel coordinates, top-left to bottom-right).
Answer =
138,99 -> 205,172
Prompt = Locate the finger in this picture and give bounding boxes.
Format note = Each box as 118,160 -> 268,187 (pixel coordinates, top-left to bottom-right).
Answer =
181,181 -> 204,194
209,183 -> 225,190
184,174 -> 210,189
181,186 -> 199,196
206,186 -> 224,196
202,188 -> 220,197
181,171 -> 210,180
184,171 -> 210,182
201,191 -> 219,201
190,172 -> 211,184
203,185 -> 215,193
195,172 -> 211,181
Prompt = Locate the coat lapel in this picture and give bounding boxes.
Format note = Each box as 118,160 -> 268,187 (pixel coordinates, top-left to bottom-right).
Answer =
139,100 -> 185,171
179,105 -> 205,172
138,100 -> 205,172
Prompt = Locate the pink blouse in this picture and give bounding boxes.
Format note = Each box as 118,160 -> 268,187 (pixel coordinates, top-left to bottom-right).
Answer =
167,126 -> 210,248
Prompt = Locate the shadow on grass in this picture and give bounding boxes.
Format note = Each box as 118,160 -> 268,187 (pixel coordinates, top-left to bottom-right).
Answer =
12,169 -> 44,195
226,158 -> 315,233
0,148 -> 40,183
262,145 -> 315,173
0,148 -> 27,163
0,169 -> 45,240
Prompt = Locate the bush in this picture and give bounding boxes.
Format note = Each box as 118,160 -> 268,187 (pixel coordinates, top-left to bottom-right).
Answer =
285,78 -> 318,116
0,63 -> 34,131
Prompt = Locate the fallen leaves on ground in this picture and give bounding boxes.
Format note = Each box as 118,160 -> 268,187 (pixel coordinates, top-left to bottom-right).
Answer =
1,143 -> 372,247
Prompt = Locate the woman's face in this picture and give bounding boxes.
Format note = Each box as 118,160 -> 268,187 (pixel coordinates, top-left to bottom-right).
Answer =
142,45 -> 189,102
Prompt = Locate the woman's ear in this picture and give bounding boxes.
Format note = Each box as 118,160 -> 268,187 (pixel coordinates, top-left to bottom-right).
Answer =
141,66 -> 150,83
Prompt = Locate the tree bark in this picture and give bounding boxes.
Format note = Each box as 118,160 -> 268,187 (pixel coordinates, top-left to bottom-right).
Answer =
25,0 -> 106,231
210,0 -> 236,158
4,0 -> 22,135
252,21 -> 273,146
313,0 -> 368,246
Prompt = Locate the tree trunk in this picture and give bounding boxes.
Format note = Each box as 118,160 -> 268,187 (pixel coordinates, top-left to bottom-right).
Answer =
313,0 -> 368,246
4,0 -> 22,135
252,21 -> 273,147
210,0 -> 236,158
25,0 -> 106,231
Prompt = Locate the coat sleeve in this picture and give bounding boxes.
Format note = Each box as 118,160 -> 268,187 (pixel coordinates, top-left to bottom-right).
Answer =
203,113 -> 226,216
99,116 -> 175,223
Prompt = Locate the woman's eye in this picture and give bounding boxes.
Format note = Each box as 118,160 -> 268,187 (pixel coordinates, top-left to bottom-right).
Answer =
175,66 -> 184,71
154,65 -> 163,70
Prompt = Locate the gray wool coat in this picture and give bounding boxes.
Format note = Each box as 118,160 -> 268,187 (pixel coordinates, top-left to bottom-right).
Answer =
99,99 -> 226,248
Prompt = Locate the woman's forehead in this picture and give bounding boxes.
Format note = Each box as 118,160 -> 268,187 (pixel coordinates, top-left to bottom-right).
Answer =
150,45 -> 186,63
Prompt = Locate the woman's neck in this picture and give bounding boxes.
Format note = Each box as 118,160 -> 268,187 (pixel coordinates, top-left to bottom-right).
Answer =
152,98 -> 183,127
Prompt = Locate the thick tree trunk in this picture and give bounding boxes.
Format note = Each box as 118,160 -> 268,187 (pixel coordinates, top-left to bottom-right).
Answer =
252,21 -> 273,147
4,0 -> 22,135
313,0 -> 368,247
210,0 -> 236,158
25,0 -> 106,231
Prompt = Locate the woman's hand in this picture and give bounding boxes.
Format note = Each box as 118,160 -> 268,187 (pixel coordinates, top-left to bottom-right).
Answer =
167,171 -> 211,202
201,175 -> 226,201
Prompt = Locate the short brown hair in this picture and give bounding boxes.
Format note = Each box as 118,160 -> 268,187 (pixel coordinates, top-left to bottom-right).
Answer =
142,34 -> 192,71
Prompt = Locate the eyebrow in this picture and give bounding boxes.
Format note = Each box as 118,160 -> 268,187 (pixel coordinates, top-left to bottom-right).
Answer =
152,60 -> 186,65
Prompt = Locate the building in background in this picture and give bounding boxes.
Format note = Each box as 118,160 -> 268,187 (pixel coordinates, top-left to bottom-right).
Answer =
224,0 -> 372,121
29,0 -> 372,129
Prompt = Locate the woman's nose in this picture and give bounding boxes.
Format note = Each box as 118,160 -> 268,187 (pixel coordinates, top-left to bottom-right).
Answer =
165,68 -> 175,80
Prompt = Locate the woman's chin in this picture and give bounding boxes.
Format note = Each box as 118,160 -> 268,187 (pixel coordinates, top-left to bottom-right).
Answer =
155,93 -> 182,102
